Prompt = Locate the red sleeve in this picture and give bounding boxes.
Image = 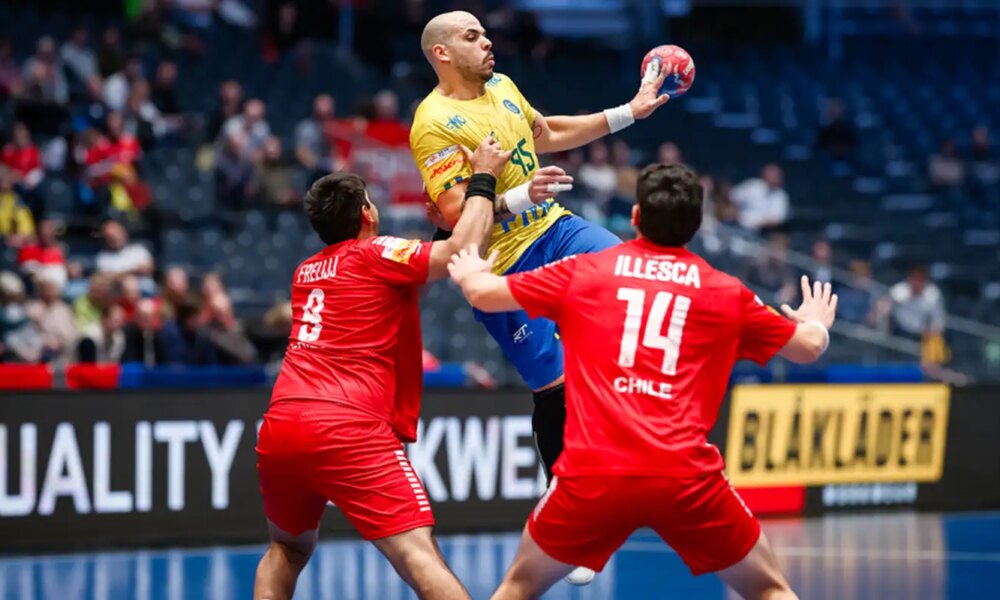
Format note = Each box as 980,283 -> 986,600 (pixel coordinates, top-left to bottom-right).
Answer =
507,256 -> 580,321
737,286 -> 797,366
365,237 -> 432,286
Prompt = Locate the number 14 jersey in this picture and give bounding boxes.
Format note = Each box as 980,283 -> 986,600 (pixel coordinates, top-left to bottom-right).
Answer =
270,236 -> 432,443
507,238 -> 796,477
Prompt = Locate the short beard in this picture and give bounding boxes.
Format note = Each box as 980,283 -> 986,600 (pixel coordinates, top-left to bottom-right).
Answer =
459,64 -> 492,84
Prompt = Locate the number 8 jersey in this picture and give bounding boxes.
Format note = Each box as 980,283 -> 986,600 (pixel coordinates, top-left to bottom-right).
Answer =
409,73 -> 569,275
270,236 -> 433,443
506,239 -> 797,477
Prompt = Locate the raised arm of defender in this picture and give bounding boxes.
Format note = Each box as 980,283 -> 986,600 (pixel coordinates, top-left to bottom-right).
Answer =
426,137 -> 512,280
447,249 -> 839,365
777,276 -> 838,363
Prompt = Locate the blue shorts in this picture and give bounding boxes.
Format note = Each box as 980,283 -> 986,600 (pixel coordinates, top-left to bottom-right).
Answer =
474,215 -> 621,389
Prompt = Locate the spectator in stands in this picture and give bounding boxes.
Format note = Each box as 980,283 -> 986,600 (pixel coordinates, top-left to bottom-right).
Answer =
151,61 -> 186,132
117,274 -> 144,322
1,122 -> 45,221
710,179 -> 739,227
0,168 -> 35,248
205,80 -> 244,143
295,94 -> 338,180
26,272 -> 77,367
816,98 -> 858,161
102,112 -> 152,215
0,38 -> 23,98
161,297 -> 218,365
731,163 -> 789,232
74,272 -> 115,331
745,233 -> 796,306
200,271 -> 226,306
258,136 -> 301,208
928,138 -> 965,190
221,98 -> 270,159
809,239 -> 834,284
75,126 -> 114,215
204,292 -> 258,364
77,74 -> 110,130
103,56 -> 145,113
95,220 -> 155,292
837,260 -> 885,327
657,141 -> 683,165
609,139 -> 638,220
123,81 -> 163,149
77,304 -> 126,364
22,36 -> 68,105
17,219 -> 67,288
61,27 -> 98,90
579,140 -> 617,216
890,265 -> 945,339
0,271 -> 43,363
97,27 -> 125,78
969,125 -> 999,192
365,90 -> 409,147
63,262 -> 89,303
215,130 -> 257,226
162,266 -> 190,317
123,297 -> 166,366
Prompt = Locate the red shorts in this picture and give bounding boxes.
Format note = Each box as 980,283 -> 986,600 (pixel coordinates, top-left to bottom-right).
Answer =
528,472 -> 760,575
256,400 -> 434,540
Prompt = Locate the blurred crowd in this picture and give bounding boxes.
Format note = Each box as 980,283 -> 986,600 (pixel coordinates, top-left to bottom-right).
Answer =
3,2 -> 991,371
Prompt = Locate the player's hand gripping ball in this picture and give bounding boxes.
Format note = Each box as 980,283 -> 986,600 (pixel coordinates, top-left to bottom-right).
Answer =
641,45 -> 695,98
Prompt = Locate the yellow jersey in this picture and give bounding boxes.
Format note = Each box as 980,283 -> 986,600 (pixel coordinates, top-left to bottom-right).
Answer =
409,73 -> 569,274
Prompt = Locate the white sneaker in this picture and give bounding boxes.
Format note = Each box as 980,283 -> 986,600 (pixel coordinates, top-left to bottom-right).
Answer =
564,566 -> 595,586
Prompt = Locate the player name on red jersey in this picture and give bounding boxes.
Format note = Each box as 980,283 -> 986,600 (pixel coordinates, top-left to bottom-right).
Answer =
296,257 -> 340,284
613,255 -> 701,287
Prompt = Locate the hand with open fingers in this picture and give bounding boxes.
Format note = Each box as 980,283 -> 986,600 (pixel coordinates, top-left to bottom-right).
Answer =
447,245 -> 498,285
460,136 -> 512,178
780,275 -> 838,329
629,60 -> 671,120
528,165 -> 574,203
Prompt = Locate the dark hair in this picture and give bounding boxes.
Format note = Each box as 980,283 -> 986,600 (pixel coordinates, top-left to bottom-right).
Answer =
175,296 -> 202,328
635,163 -> 703,247
303,172 -> 370,245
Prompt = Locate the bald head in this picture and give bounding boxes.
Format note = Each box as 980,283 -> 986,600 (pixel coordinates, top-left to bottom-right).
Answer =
421,11 -> 471,61
421,11 -> 495,85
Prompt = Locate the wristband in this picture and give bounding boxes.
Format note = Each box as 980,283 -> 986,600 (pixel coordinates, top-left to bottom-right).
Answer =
603,103 -> 635,134
503,181 -> 534,215
802,320 -> 830,354
464,173 -> 498,204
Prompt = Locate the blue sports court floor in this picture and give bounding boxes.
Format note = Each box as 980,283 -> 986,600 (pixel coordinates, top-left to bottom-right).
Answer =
2,511 -> 999,599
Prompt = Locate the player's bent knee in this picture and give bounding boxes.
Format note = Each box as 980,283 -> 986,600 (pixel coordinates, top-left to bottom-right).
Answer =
267,521 -> 317,563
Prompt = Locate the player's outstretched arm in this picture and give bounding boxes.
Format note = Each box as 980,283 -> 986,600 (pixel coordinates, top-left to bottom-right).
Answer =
427,138 -> 512,281
447,245 -> 522,313
778,276 -> 839,363
532,62 -> 670,154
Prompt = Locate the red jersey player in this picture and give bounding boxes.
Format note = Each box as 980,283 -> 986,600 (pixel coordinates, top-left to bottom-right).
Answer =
254,136 -> 512,600
448,163 -> 837,600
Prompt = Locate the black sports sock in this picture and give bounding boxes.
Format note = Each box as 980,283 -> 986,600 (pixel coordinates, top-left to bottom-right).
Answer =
531,383 -> 567,483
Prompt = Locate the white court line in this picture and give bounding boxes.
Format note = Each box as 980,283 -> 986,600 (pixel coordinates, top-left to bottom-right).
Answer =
619,541 -> 1000,563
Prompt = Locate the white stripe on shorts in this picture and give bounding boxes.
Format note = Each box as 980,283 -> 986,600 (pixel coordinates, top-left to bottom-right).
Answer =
395,447 -> 431,513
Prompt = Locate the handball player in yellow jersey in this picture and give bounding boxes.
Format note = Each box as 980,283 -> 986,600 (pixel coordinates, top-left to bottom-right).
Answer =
409,13 -> 670,581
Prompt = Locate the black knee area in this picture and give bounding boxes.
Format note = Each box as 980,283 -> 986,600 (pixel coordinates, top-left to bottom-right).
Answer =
532,383 -> 567,483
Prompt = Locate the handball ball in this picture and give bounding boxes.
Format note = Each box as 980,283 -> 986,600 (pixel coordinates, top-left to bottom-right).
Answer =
641,45 -> 696,97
